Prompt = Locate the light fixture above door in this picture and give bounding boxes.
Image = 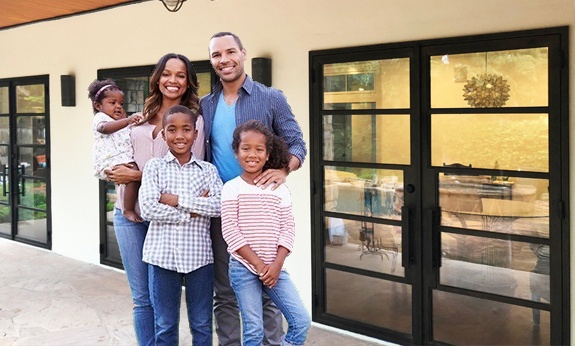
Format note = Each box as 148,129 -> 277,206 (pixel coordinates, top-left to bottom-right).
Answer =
160,0 -> 187,12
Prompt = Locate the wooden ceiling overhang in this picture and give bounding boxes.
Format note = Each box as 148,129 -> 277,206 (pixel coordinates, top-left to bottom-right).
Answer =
0,0 -> 142,30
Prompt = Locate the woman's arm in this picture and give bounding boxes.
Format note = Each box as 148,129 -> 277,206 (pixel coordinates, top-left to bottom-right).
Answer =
106,164 -> 142,185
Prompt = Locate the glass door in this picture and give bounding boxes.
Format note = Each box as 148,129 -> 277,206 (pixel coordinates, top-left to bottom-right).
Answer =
310,27 -> 568,345
311,48 -> 422,343
422,34 -> 567,345
0,75 -> 51,248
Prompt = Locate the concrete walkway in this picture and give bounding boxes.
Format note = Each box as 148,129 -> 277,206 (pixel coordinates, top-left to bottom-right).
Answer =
0,238 -> 390,346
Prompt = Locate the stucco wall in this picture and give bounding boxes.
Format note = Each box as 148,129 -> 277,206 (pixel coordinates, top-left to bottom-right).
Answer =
0,0 -> 574,336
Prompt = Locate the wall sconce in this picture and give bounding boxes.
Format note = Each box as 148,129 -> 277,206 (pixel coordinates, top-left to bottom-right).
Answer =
160,0 -> 187,12
252,58 -> 272,87
61,75 -> 75,107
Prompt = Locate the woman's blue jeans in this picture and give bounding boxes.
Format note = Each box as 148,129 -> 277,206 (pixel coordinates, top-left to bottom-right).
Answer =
148,264 -> 214,346
229,258 -> 311,346
114,208 -> 154,346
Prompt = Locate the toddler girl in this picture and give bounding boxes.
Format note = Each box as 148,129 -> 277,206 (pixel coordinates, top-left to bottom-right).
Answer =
89,79 -> 142,222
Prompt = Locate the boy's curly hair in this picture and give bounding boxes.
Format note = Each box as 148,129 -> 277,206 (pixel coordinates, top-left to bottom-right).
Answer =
232,120 -> 290,171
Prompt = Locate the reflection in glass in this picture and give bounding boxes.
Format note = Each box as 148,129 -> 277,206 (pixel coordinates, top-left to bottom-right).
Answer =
18,147 -> 47,178
432,113 -> 548,172
441,233 -> 549,302
19,180 -> 46,211
16,84 -> 45,113
324,166 -> 403,219
439,174 -> 549,238
197,72 -> 212,98
430,48 -> 548,108
323,113 -> 410,164
0,204 -> 10,235
17,116 -> 45,145
325,217 -> 402,276
106,182 -> 116,223
17,211 -> 47,243
0,117 -> 9,144
106,225 -> 122,263
0,87 -> 8,114
323,58 -> 410,109
326,269 -> 411,333
116,77 -> 148,114
433,290 -> 549,345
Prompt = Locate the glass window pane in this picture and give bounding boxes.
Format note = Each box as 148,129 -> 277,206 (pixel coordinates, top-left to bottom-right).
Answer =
440,174 -> 549,238
106,183 -> 116,223
17,116 -> 45,145
433,291 -> 549,345
323,114 -> 410,164
431,113 -> 548,172
325,217 -> 403,276
0,87 -> 8,114
431,48 -> 548,108
19,180 -> 46,211
106,225 -> 122,263
441,233 -> 549,301
0,204 -> 10,236
116,77 -> 148,114
0,117 -> 9,144
324,166 -> 403,220
326,269 -> 412,333
323,58 -> 410,109
18,147 -> 46,178
197,72 -> 212,98
17,211 -> 47,243
16,84 -> 45,113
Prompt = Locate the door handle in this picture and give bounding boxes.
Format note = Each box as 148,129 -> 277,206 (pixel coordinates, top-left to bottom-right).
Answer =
18,164 -> 26,196
401,206 -> 413,268
1,164 -> 7,197
428,207 -> 442,269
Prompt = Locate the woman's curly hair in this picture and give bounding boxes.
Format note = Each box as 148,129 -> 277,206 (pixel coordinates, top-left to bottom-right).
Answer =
232,120 -> 290,171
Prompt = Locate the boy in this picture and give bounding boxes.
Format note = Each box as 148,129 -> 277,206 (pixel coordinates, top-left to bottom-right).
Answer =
139,105 -> 222,345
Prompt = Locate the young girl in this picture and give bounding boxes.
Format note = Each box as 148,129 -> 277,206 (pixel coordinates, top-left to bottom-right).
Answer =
221,120 -> 311,346
89,79 -> 142,222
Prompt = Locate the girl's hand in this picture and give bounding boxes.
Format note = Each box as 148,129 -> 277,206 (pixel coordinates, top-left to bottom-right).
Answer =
105,164 -> 141,185
129,113 -> 142,124
259,262 -> 281,288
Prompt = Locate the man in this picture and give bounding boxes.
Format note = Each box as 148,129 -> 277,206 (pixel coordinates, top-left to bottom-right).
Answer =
200,32 -> 307,346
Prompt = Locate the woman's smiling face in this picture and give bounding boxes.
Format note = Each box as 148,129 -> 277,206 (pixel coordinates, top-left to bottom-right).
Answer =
159,58 -> 188,101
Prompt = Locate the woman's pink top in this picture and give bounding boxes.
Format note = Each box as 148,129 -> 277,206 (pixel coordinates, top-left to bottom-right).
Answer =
114,115 -> 205,212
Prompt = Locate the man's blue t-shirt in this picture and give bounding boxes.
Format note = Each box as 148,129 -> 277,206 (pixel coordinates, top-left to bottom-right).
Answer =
210,94 -> 242,183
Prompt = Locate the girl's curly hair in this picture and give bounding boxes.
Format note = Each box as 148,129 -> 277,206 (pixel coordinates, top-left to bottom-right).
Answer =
87,78 -> 122,114
232,120 -> 290,171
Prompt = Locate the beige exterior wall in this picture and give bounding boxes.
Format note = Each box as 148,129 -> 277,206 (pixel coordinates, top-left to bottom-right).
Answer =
0,0 -> 574,337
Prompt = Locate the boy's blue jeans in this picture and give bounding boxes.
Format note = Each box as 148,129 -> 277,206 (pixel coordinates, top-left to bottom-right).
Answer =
148,263 -> 214,346
229,258 -> 311,346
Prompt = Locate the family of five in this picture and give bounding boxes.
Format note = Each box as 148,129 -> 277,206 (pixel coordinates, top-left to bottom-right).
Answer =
91,32 -> 310,346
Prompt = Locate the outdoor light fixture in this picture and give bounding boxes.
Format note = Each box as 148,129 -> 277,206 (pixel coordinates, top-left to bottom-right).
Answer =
160,0 -> 187,12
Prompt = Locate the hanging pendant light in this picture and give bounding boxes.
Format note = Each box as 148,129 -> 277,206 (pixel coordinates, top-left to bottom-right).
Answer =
160,0 -> 187,12
462,52 -> 511,108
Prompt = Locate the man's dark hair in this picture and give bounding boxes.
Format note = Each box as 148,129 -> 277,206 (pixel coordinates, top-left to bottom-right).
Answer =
210,32 -> 244,51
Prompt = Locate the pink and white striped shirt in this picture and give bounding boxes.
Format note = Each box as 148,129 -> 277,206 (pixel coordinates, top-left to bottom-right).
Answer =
221,176 -> 295,275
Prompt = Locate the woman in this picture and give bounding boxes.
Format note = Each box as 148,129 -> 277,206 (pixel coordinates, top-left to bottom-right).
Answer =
106,53 -> 204,346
